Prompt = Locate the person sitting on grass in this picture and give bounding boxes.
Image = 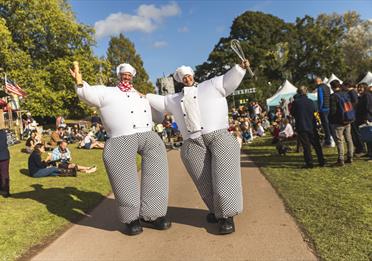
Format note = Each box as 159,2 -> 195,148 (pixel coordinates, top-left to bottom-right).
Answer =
48,126 -> 65,147
25,130 -> 38,154
79,132 -> 104,149
28,143 -> 63,177
270,121 -> 281,144
95,124 -> 108,141
52,140 -> 97,173
232,126 -> 243,148
256,121 -> 265,137
278,118 -> 294,139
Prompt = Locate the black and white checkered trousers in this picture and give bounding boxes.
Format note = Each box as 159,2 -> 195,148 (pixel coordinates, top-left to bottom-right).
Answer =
103,131 -> 169,224
181,129 -> 243,219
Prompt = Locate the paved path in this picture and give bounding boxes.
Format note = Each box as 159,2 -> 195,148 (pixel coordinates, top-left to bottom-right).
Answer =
31,150 -> 317,261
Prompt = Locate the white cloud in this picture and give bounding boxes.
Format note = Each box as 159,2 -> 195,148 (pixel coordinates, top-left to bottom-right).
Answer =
153,41 -> 168,48
178,26 -> 189,33
137,2 -> 180,22
94,2 -> 181,39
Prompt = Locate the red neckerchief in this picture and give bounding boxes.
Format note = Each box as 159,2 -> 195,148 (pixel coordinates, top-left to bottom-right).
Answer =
117,81 -> 133,92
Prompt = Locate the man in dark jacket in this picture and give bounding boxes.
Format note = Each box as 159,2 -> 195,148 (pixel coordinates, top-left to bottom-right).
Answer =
329,80 -> 354,166
291,86 -> 325,168
357,83 -> 372,161
0,129 -> 10,197
315,77 -> 333,146
343,80 -> 365,155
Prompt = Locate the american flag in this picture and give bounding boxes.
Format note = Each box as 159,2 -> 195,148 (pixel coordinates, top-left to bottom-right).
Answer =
4,78 -> 27,97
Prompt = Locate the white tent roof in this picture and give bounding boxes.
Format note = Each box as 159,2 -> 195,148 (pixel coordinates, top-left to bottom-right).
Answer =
326,73 -> 343,86
326,73 -> 343,94
266,80 -> 297,107
266,79 -> 318,108
359,71 -> 372,86
266,80 -> 297,103
323,77 -> 329,84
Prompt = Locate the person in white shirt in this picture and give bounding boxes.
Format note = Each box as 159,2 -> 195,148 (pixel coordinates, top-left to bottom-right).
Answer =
253,102 -> 262,116
256,122 -> 265,137
279,118 -> 294,138
147,60 -> 250,234
70,62 -> 170,236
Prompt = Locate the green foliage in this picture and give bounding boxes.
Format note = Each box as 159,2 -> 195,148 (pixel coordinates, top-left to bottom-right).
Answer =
196,12 -> 293,103
288,15 -> 347,86
0,0 -> 100,118
195,11 -> 372,106
244,138 -> 372,261
106,33 -> 154,94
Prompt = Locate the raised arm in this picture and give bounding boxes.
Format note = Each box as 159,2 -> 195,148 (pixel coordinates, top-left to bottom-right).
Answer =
69,62 -> 106,107
75,82 -> 107,108
221,61 -> 248,97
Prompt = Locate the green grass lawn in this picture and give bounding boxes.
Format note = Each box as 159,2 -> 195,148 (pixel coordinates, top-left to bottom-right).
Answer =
0,142 -> 140,261
244,137 -> 372,261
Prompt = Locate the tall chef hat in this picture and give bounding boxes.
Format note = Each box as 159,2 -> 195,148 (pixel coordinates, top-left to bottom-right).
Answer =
173,65 -> 194,83
116,63 -> 136,77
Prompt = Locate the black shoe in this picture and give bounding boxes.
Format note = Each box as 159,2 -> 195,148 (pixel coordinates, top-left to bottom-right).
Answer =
301,163 -> 313,169
333,160 -> 344,167
218,217 -> 235,235
345,158 -> 353,164
206,213 -> 218,223
140,216 -> 171,230
319,160 -> 326,167
123,219 -> 143,236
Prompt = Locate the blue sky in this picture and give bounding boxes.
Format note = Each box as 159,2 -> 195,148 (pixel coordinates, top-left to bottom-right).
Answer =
69,0 -> 372,84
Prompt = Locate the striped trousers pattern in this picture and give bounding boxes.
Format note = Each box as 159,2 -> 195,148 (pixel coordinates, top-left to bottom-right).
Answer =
103,131 -> 169,224
181,129 -> 243,219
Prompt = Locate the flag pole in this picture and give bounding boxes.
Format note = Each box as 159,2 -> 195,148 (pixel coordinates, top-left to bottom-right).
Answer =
0,70 -> 5,129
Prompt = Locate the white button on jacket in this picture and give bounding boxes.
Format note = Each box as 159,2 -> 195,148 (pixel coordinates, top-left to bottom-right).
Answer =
76,82 -> 152,138
147,65 -> 246,140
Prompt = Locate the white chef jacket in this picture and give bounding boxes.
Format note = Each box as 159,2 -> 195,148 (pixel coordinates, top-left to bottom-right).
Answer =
147,65 -> 246,140
76,81 -> 152,138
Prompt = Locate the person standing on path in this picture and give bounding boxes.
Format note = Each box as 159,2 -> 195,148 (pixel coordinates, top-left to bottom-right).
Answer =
291,86 -> 325,168
70,62 -> 170,236
147,60 -> 249,234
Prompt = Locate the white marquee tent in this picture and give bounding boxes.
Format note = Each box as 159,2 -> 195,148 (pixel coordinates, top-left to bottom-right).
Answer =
325,73 -> 343,94
359,71 -> 372,86
326,73 -> 343,85
266,80 -> 317,109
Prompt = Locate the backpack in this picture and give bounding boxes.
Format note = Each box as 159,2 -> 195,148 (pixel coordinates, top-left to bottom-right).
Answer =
335,92 -> 355,123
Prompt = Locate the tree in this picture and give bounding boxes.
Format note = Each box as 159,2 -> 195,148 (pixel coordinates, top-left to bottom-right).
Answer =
286,15 -> 348,87
106,33 -> 154,94
0,0 -> 100,118
316,11 -> 372,81
195,11 -> 293,105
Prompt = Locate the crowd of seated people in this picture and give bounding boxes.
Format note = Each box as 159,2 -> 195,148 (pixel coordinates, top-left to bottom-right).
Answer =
22,113 -> 108,177
228,103 -> 271,148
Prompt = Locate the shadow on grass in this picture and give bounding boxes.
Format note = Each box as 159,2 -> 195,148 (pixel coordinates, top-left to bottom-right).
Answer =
242,137 -> 342,169
11,184 -> 108,229
242,138 -> 315,169
19,169 -> 30,176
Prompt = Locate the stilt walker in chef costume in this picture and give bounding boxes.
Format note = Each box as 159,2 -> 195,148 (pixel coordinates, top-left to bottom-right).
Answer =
70,62 -> 171,235
147,60 -> 250,234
